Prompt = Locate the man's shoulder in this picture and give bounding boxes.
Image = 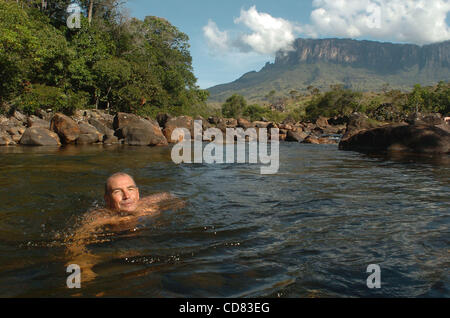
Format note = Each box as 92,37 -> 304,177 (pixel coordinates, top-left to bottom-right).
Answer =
82,208 -> 114,224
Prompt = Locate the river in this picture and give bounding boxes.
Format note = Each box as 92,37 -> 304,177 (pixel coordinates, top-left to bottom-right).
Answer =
0,143 -> 448,297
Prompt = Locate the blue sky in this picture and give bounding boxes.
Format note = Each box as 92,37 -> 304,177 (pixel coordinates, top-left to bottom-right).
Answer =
126,0 -> 450,89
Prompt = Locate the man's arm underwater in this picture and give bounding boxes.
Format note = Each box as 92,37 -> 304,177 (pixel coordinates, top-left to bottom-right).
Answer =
64,192 -> 185,282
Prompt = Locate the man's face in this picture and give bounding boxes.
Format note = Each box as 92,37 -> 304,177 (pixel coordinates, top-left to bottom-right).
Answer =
105,175 -> 140,213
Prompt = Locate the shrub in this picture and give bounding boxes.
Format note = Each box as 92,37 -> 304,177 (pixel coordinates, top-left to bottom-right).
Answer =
243,104 -> 267,121
222,94 -> 247,118
15,84 -> 89,115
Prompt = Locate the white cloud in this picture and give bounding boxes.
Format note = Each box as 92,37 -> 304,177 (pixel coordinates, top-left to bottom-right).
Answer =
203,19 -> 230,53
303,0 -> 450,44
233,6 -> 298,54
203,6 -> 298,56
203,1 -> 450,58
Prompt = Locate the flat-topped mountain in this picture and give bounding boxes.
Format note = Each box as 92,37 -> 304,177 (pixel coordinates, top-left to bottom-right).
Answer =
208,38 -> 450,102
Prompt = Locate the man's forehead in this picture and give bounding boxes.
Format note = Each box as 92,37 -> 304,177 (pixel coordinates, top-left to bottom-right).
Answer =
107,175 -> 136,187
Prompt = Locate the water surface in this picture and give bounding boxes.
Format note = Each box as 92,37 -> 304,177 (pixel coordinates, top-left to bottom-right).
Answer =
0,143 -> 448,297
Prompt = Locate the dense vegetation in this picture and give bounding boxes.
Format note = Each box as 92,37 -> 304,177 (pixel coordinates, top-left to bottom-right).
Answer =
2,1 -> 448,124
0,0 -> 209,117
221,82 -> 450,123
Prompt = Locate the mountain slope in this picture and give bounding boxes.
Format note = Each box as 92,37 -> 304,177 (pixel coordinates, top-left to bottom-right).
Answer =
207,38 -> 450,103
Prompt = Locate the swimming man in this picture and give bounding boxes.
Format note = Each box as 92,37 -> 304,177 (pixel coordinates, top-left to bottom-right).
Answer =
65,172 -> 184,282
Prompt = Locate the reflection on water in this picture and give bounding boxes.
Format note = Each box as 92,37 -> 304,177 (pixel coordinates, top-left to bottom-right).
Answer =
0,144 -> 448,297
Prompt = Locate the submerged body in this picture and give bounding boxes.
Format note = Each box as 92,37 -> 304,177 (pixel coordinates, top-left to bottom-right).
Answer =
65,173 -> 184,282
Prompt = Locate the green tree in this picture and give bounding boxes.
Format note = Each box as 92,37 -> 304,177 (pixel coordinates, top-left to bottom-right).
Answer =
305,86 -> 362,120
222,94 -> 247,118
243,104 -> 267,121
0,1 -> 208,117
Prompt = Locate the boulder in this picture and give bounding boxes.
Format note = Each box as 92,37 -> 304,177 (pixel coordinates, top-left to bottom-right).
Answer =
5,126 -> 23,143
121,126 -> 166,146
339,123 -> 450,154
79,122 -> 99,135
103,134 -> 119,145
302,135 -> 320,144
27,115 -> 50,129
50,113 -> 80,144
113,113 -> 167,146
77,133 -> 100,145
75,122 -> 103,144
5,126 -> 22,136
0,115 -> 7,125
113,112 -> 146,130
303,122 -> 317,132
10,134 -> 22,143
252,121 -> 269,129
194,116 -> 211,131
318,137 -> 338,144
87,110 -> 114,129
19,127 -> 61,146
216,121 -> 227,133
341,112 -> 381,141
224,118 -> 238,128
302,135 -> 337,144
88,118 -> 114,136
5,116 -> 23,127
0,130 -> 14,146
13,110 -> 27,124
163,116 -> 194,143
321,125 -> 346,135
79,123 -> 103,141
315,116 -> 330,128
286,130 -> 308,142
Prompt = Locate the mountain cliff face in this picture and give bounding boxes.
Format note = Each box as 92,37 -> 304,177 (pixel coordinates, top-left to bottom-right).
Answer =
208,38 -> 450,102
274,38 -> 450,71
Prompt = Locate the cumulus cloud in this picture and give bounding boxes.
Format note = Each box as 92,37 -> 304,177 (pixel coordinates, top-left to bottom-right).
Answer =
203,19 -> 230,53
203,1 -> 450,57
303,0 -> 450,44
203,6 -> 299,56
233,6 -> 298,54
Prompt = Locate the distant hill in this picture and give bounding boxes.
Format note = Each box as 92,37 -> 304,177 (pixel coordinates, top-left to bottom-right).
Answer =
207,38 -> 450,103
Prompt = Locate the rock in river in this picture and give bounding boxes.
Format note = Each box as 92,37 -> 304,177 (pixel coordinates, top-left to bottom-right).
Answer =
114,112 -> 168,146
19,127 -> 61,146
50,113 -> 80,144
339,123 -> 450,154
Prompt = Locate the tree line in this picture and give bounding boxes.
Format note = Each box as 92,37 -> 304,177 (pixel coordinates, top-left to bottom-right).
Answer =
0,0 -> 209,117
221,82 -> 450,123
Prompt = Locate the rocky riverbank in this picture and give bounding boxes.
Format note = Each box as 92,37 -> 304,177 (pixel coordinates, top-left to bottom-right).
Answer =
0,109 -> 449,154
0,109 -> 346,147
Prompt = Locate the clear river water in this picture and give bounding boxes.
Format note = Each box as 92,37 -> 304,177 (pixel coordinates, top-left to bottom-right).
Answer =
0,143 -> 448,297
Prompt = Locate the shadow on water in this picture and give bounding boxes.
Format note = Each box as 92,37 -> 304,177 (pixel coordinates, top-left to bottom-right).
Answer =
0,143 -> 448,297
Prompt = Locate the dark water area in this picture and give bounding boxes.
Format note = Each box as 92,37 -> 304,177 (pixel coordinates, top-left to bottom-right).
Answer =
0,143 -> 448,297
